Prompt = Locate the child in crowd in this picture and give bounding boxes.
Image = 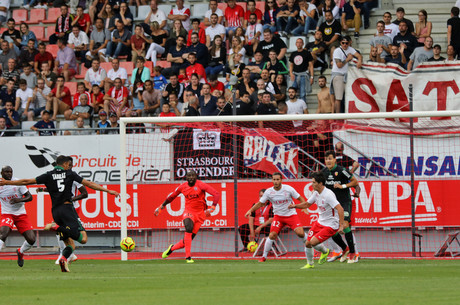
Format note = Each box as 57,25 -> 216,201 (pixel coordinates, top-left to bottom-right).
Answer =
153,66 -> 168,90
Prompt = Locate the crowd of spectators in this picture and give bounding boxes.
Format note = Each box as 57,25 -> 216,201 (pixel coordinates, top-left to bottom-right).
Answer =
0,0 -> 458,136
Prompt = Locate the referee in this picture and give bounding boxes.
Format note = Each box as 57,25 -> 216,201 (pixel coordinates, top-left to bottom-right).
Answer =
321,150 -> 359,263
0,155 -> 119,272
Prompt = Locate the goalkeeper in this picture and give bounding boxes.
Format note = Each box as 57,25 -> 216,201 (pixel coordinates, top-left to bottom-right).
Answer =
154,170 -> 221,263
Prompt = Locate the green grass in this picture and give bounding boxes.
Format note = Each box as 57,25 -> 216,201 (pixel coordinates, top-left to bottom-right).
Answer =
1,259 -> 459,305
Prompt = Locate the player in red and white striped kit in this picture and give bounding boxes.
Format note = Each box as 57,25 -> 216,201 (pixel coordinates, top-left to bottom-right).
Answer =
245,172 -> 309,262
0,166 -> 35,267
154,170 -> 221,263
289,172 -> 345,269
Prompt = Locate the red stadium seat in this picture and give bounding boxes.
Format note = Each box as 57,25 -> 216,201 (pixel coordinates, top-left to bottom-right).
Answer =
237,2 -> 247,11
144,61 -> 154,76
256,1 -> 265,13
156,61 -> 171,69
13,9 -> 28,22
120,61 -> 134,76
26,8 -> 46,24
46,44 -> 59,58
45,25 -> 56,42
100,62 -> 112,73
217,3 -> 227,11
43,8 -> 61,24
65,82 -> 77,96
30,26 -> 45,41
75,64 -> 88,80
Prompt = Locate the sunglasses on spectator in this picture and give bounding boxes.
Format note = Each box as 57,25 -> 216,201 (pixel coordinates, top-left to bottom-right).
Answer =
341,41 -> 349,45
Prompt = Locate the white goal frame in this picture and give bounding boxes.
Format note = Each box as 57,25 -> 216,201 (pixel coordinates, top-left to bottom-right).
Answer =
118,110 -> 460,260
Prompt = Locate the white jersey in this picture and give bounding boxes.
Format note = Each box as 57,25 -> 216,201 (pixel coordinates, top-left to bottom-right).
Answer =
0,178 -> 28,215
107,68 -> 129,86
72,181 -> 83,209
307,188 -> 340,230
260,184 -> 300,217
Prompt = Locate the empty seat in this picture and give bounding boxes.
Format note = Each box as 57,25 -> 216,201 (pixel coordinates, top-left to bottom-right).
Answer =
65,82 -> 78,96
21,121 -> 37,136
75,64 -> 88,80
43,7 -> 61,23
256,1 -> 265,13
100,62 -> 112,73
156,61 -> 171,68
120,61 -> 134,76
46,44 -> 59,58
135,5 -> 151,21
287,36 -> 307,53
26,8 -> 45,24
13,9 -> 28,22
30,26 -> 45,41
191,3 -> 209,19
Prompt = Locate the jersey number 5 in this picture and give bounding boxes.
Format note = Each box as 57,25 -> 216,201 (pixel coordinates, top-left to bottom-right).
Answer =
57,179 -> 65,192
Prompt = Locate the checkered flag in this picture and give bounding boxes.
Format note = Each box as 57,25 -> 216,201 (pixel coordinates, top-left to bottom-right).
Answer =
25,145 -> 60,168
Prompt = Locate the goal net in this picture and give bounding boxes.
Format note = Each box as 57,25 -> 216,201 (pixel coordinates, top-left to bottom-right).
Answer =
119,111 -> 460,260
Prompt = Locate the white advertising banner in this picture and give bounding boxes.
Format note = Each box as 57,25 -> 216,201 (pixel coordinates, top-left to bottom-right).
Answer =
0,134 -> 171,183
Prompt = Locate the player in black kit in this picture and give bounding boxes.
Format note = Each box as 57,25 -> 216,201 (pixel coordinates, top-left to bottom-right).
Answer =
321,150 -> 359,263
0,155 -> 119,272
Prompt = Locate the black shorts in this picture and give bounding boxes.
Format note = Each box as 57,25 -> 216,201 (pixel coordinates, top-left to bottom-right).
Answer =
340,201 -> 352,223
52,203 -> 85,240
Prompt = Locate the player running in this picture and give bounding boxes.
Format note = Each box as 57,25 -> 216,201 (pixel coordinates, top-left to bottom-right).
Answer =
244,172 -> 309,263
289,172 -> 345,269
321,150 -> 359,263
0,155 -> 119,272
154,170 -> 221,263
0,166 -> 35,267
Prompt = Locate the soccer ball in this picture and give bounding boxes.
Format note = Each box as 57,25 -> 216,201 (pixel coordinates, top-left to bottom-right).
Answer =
247,241 -> 258,253
120,237 -> 135,252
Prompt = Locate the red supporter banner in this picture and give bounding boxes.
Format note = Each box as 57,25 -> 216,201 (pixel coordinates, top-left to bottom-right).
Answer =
11,180 -> 460,230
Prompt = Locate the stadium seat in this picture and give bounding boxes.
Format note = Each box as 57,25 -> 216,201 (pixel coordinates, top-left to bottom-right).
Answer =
26,8 -> 46,24
100,62 -> 112,73
43,7 -> 61,23
158,4 -> 171,16
120,61 -> 134,76
129,5 -> 137,20
30,26 -> 45,41
287,36 -> 306,53
0,28 -> 6,35
191,3 -> 209,19
144,61 -> 154,75
135,5 -> 151,21
46,44 -> 59,58
21,121 -> 36,137
236,2 -> 247,11
65,82 -> 78,96
45,25 -> 57,42
156,61 -> 171,68
75,64 -> 88,80
217,3 -> 227,11
13,9 -> 28,22
256,1 -> 265,13
58,120 -> 75,136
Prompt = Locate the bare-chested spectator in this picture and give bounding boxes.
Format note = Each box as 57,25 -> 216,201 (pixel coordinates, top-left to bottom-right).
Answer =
316,75 -> 334,114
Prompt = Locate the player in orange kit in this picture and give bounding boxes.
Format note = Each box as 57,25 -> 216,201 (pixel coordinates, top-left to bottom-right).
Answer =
154,170 -> 221,263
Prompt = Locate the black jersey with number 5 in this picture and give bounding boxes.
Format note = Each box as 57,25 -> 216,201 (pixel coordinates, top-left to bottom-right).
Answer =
321,164 -> 353,205
36,168 -> 83,209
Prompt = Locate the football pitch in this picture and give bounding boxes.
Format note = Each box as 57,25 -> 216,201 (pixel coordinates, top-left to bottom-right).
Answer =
1,259 -> 459,305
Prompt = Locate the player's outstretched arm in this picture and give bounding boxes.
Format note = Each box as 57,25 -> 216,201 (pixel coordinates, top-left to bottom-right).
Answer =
0,178 -> 37,186
81,179 -> 119,197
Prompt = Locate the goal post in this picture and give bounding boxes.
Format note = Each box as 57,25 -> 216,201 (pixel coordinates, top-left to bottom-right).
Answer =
118,110 -> 460,260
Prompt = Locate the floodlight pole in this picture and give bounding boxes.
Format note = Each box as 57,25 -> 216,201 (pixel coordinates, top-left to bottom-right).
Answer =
409,84 -> 416,257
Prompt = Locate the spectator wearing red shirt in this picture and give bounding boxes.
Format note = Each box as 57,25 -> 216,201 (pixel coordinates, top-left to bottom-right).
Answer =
46,76 -> 72,121
187,19 -> 206,46
131,25 -> 146,63
208,74 -> 225,97
224,0 -> 245,38
72,6 -> 92,34
72,82 -> 91,108
244,0 -> 263,29
185,53 -> 206,83
90,84 -> 105,113
158,102 -> 180,132
103,77 -> 131,117
34,43 -> 54,75
168,0 -> 191,31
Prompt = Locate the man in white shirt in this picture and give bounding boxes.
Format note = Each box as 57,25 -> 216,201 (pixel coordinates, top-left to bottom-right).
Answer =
205,13 -> 226,47
288,172 -> 345,269
104,58 -> 128,93
68,25 -> 89,63
0,166 -> 35,268
15,79 -> 35,121
382,11 -> 399,40
84,58 -> 107,91
203,0 -> 224,26
144,0 -> 167,30
331,35 -> 362,113
286,87 -> 308,127
245,172 -> 309,262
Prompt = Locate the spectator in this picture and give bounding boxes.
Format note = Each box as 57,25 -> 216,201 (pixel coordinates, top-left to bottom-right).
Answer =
273,74 -> 287,103
393,7 -> 415,35
144,21 -> 167,66
234,90 -> 254,115
0,41 -> 17,72
115,3 -> 134,30
245,13 -> 263,55
168,0 -> 191,31
256,29 -> 287,63
316,75 -> 334,114
1,18 -> 21,55
263,0 -> 279,33
206,14 -> 226,49
106,20 -> 132,61
331,35 -> 362,113
0,100 -> 20,133
448,7 -> 460,59
357,0 -> 378,30
68,25 -> 89,63
317,0 -> 340,29
106,112 -> 120,134
415,10 -> 432,46
66,93 -> 93,124
0,78 -> 16,108
20,64 -> 37,89
184,32 -> 208,68
49,5 -> 74,44
226,53 -> 245,82
153,66 -> 167,90
335,142 -> 359,173
213,96 -> 231,115
34,43 -> 54,75
15,79 -> 34,120
292,0 -> 318,36
382,11 -> 399,40
235,68 -> 256,98
30,110 -> 55,136
105,58 -> 128,92
185,73 -> 203,98
187,18 -> 206,47
144,0 -> 167,30
305,31 -> 328,74
54,38 -> 77,82
38,62 -> 57,90
131,25 -> 147,63
318,10 -> 341,62
18,40 -> 38,68
96,110 -> 110,134
224,0 -> 245,39
131,57 -> 150,114
165,20 -> 188,56
198,83 -> 217,116
250,79 -> 266,105
256,92 -> 277,126
90,84 -> 104,113
407,36 -> 433,71
0,59 -> 20,89
0,0 -> 10,27
46,75 -> 72,121
163,35 -> 187,78
98,3 -> 117,32
203,0 -> 224,27
427,44 -> 445,62
184,95 -> 200,116
276,0 -> 299,37
19,23 -> 37,51
0,116 -> 8,136
185,52 -> 206,83
89,0 -> 107,23
259,68 -> 278,96
341,0 -> 362,38
246,51 -> 264,80
392,21 -> 418,63
65,116 -> 92,135
370,20 -> 393,59
32,78 -> 50,118
381,44 -> 407,67
162,74 -> 184,105
289,38 -> 314,103
244,0 -> 262,29
72,82 -> 91,109
142,80 -> 161,116
84,58 -> 107,91
263,49 -> 289,82
208,74 -> 225,97
205,37 -> 226,77
286,87 -> 308,128
158,102 -> 179,132
228,36 -> 246,66
368,46 -> 379,62
103,77 -> 131,117
446,45 -> 457,61
72,5 -> 91,34
126,111 -> 146,133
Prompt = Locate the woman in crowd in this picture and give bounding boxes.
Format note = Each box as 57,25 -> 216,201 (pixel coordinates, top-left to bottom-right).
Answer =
145,21 -> 168,66
206,36 -> 227,77
415,9 -> 432,46
20,23 -> 37,50
98,3 -> 117,32
130,57 -> 151,115
263,0 -> 280,33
